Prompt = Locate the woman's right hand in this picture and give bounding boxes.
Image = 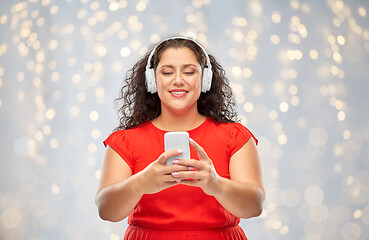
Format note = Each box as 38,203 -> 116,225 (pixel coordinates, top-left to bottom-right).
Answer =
136,149 -> 190,194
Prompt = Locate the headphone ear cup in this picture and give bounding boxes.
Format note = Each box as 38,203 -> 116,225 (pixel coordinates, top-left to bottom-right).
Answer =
145,69 -> 157,93
201,68 -> 213,92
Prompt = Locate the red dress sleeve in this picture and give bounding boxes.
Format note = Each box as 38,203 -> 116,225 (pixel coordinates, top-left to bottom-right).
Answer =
228,122 -> 258,157
103,130 -> 134,171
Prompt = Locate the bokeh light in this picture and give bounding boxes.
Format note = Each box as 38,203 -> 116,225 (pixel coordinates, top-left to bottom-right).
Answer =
0,0 -> 368,239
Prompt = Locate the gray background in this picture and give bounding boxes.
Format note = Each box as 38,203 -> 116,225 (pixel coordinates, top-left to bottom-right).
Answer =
0,0 -> 368,239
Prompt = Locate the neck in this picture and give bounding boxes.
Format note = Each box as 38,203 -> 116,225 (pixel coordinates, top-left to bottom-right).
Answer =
152,108 -> 206,131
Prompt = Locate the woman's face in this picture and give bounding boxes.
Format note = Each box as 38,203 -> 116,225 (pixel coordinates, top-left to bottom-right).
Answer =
155,47 -> 202,115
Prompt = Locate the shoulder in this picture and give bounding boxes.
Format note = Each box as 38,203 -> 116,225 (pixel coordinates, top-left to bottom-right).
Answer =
104,122 -> 151,145
206,118 -> 258,145
207,118 -> 246,132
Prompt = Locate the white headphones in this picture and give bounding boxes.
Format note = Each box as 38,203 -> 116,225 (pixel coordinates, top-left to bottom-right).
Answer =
145,36 -> 213,94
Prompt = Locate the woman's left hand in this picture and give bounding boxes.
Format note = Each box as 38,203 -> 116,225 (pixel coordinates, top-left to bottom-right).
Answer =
171,138 -> 222,196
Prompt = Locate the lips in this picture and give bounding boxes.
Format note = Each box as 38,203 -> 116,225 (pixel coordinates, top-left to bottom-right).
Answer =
169,89 -> 189,97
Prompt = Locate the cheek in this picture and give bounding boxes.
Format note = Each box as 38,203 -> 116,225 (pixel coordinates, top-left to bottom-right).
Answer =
195,76 -> 202,90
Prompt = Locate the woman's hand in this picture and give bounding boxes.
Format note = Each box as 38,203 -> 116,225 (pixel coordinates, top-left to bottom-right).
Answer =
137,149 -> 193,195
170,138 -> 222,196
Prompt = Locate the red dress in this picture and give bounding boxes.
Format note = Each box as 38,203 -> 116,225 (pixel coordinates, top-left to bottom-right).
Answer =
103,117 -> 258,240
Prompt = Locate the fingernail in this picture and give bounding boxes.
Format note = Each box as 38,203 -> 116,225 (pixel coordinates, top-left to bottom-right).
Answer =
178,149 -> 183,153
188,167 -> 195,171
172,160 -> 179,164
172,172 -> 179,176
176,179 -> 181,183
189,138 -> 195,142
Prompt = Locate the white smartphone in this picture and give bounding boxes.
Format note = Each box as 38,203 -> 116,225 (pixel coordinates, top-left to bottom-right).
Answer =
164,131 -> 190,165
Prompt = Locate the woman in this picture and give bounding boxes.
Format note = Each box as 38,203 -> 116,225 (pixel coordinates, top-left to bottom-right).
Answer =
95,36 -> 265,240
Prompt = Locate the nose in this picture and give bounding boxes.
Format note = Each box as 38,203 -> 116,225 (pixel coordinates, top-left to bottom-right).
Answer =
173,72 -> 184,86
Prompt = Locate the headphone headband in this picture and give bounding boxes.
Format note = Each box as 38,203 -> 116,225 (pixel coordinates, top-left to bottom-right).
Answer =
145,36 -> 213,93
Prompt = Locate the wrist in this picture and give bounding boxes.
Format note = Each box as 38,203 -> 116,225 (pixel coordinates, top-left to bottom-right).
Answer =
209,175 -> 226,197
130,172 -> 146,196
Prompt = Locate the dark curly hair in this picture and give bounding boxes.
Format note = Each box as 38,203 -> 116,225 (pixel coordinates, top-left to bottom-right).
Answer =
114,37 -> 238,130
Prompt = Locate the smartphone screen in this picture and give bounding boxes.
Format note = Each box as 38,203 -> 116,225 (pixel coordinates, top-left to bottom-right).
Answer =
164,131 -> 190,165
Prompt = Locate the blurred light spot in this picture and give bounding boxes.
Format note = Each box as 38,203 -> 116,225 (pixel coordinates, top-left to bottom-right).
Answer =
110,233 -> 120,240
231,66 -> 242,77
270,34 -> 280,44
90,1 -> 100,10
109,2 -> 119,11
51,72 -> 60,82
94,44 -> 107,57
0,43 -> 7,56
50,138 -> 58,149
358,7 -> 367,17
0,15 -> 8,24
362,206 -> 369,225
249,1 -> 262,14
271,11 -> 281,23
337,111 -> 346,121
95,88 -> 105,98
341,222 -> 361,240
279,101 -> 289,112
268,110 -> 278,120
70,106 -> 80,117
278,134 -> 287,145
310,49 -> 318,59
45,108 -> 56,120
51,184 -> 60,194
88,143 -> 97,153
343,129 -> 351,140
35,131 -> 44,141
337,35 -> 345,45
280,225 -> 289,234
43,125 -> 51,135
349,185 -> 368,204
50,5 -> 59,15
335,99 -> 343,110
95,170 -> 101,180
252,84 -> 263,96
120,47 -> 131,57
309,204 -> 329,222
333,144 -> 344,157
0,208 -> 21,229
289,85 -> 298,95
290,0 -> 300,10
328,35 -> 336,44
290,96 -> 299,106
334,163 -> 342,173
304,185 -> 324,205
243,102 -> 254,112
48,40 -> 58,50
89,111 -> 99,121
272,220 -> 282,230
308,128 -> 328,147
242,68 -> 252,78
72,73 -> 82,83
274,122 -> 283,132
91,129 -> 101,139
353,209 -> 361,219
288,69 -> 298,79
118,30 -> 128,39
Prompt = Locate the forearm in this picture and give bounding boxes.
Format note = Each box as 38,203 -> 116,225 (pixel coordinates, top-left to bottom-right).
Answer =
95,173 -> 143,222
213,177 -> 265,219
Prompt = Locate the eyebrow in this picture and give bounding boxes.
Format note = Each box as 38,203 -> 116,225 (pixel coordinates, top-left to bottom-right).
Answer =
158,64 -> 199,69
